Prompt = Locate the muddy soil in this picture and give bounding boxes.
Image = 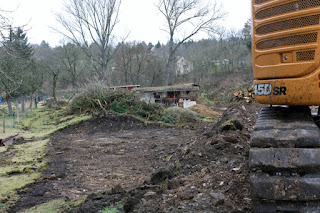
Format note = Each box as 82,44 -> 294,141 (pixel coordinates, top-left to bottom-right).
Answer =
8,114 -> 196,212
9,102 -> 261,213
128,102 -> 260,213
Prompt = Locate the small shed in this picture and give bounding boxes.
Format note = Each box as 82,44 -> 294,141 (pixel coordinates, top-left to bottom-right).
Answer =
133,83 -> 200,108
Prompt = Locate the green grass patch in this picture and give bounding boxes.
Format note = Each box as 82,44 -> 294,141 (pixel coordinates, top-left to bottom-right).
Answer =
6,169 -> 23,175
0,104 -> 43,138
100,204 -> 124,213
0,105 -> 92,210
20,196 -> 87,213
0,146 -> 7,153
0,166 -> 25,176
15,107 -> 91,139
101,207 -> 118,213
0,173 -> 41,201
0,139 -> 48,203
20,198 -> 66,213
9,139 -> 48,163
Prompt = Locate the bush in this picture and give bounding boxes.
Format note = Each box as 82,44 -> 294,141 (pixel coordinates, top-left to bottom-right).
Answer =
162,113 -> 179,124
110,100 -> 127,113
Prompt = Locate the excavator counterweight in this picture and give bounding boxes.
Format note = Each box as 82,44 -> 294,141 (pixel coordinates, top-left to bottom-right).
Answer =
251,0 -> 320,212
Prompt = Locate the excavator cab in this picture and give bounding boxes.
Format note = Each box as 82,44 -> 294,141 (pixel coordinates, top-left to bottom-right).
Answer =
250,0 -> 320,212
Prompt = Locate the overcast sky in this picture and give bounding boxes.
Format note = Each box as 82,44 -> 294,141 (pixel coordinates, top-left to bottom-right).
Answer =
0,0 -> 251,47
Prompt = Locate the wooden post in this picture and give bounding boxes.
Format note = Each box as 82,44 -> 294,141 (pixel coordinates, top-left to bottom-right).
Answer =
2,109 -> 5,134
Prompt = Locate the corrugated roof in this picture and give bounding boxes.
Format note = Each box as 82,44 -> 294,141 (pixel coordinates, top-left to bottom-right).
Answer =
132,83 -> 200,93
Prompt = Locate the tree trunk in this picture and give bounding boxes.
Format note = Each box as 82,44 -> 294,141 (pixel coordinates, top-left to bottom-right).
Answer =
21,96 -> 25,117
72,78 -> 77,94
125,70 -> 128,85
101,48 -> 110,86
165,53 -> 173,86
29,94 -> 33,109
102,60 -> 106,83
6,96 -> 13,116
16,100 -> 19,124
165,37 -> 174,86
53,73 -> 58,103
72,65 -> 77,92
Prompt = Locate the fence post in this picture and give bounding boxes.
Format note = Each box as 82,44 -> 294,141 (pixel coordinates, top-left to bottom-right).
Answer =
2,109 -> 5,134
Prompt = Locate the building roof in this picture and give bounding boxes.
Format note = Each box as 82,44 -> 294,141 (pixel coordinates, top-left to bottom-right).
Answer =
132,83 -> 200,93
110,85 -> 140,89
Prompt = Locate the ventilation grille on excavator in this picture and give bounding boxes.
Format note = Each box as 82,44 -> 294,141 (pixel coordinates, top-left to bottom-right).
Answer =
296,50 -> 316,61
256,15 -> 320,35
256,0 -> 320,20
256,32 -> 318,49
255,0 -> 270,4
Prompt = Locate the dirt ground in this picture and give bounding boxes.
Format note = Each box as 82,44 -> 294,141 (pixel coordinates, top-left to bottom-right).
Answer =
9,102 -> 261,213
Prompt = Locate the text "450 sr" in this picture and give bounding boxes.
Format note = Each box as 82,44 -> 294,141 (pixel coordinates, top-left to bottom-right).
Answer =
254,84 -> 287,96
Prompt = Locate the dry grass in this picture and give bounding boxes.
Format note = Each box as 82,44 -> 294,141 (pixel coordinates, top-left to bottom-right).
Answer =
189,104 -> 222,118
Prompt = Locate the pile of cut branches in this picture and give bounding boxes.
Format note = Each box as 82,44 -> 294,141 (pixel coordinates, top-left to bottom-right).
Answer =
69,84 -> 164,121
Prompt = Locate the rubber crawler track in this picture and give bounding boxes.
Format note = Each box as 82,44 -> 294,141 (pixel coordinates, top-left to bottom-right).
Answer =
250,106 -> 320,212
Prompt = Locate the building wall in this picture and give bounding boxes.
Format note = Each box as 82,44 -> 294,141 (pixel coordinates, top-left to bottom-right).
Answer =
176,57 -> 193,75
137,89 -> 198,108
181,99 -> 197,108
139,92 -> 155,104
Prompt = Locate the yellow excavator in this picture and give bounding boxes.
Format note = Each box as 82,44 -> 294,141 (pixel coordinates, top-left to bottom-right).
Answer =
250,0 -> 320,212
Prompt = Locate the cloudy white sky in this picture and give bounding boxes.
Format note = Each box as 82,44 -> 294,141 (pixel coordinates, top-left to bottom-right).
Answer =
0,0 -> 251,47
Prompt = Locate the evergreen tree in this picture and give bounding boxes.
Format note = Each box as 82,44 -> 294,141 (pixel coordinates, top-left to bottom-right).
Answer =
155,41 -> 161,48
0,27 -> 40,114
242,19 -> 252,51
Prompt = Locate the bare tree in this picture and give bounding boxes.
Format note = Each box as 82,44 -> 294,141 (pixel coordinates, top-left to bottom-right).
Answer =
0,10 -> 9,39
59,43 -> 87,91
157,0 -> 223,86
55,0 -> 122,86
34,41 -> 61,103
115,42 -> 148,85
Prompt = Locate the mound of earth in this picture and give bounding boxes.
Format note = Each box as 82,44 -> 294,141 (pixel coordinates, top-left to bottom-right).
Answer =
128,102 -> 260,212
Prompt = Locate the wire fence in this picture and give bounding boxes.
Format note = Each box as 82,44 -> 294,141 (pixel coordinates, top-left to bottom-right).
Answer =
0,97 -> 45,135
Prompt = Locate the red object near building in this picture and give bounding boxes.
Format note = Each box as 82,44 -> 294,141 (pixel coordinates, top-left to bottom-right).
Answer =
110,85 -> 140,92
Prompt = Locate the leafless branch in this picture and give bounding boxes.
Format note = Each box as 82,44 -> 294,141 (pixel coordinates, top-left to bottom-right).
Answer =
157,0 -> 224,86
54,0 -> 122,86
